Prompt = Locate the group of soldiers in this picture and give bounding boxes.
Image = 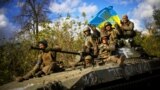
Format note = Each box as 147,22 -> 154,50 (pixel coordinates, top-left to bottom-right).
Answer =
82,15 -> 134,67
16,15 -> 135,82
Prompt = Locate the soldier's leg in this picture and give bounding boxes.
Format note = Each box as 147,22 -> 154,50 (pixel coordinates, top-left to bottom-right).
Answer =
109,55 -> 125,66
117,55 -> 125,66
42,62 -> 59,75
42,65 -> 51,75
124,31 -> 134,38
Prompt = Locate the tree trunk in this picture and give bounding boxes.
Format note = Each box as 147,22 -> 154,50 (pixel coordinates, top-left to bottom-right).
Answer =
35,17 -> 39,41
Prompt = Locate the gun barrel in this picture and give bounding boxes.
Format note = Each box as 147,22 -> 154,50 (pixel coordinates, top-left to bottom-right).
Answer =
30,46 -> 80,55
57,50 -> 80,55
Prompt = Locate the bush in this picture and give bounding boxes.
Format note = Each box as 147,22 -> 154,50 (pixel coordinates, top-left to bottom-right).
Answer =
134,31 -> 160,57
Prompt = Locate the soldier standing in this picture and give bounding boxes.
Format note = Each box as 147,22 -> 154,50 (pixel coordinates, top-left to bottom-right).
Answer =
82,27 -> 98,66
16,39 -> 62,82
98,34 -> 125,66
83,27 -> 99,56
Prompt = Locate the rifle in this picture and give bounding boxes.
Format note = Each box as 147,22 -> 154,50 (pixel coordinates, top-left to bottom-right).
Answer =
30,46 -> 81,55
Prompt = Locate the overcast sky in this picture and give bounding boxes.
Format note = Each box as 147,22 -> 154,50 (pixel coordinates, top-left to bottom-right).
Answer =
0,0 -> 160,41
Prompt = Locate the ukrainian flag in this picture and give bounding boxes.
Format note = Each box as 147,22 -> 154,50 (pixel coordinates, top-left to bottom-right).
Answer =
89,6 -> 120,30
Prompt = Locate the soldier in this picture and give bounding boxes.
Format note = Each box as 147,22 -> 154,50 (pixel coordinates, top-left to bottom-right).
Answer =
119,15 -> 135,38
16,39 -> 62,82
98,34 -> 125,66
114,15 -> 135,47
84,55 -> 93,68
82,26 -> 98,58
101,22 -> 120,46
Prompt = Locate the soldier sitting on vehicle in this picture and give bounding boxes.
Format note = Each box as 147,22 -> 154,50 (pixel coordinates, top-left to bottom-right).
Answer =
16,39 -> 62,82
118,15 -> 135,38
98,34 -> 125,66
101,22 -> 120,47
115,15 -> 135,47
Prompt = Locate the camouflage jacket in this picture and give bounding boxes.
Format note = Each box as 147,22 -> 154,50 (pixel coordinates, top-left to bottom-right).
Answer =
84,34 -> 98,56
37,51 -> 55,66
100,29 -> 120,44
120,20 -> 134,31
98,43 -> 116,59
37,47 -> 61,66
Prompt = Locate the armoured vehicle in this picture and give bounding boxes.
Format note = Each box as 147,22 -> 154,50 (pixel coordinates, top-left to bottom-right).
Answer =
0,38 -> 160,90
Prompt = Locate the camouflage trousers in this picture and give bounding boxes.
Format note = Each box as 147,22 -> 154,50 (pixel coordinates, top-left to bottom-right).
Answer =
122,30 -> 135,38
101,55 -> 125,66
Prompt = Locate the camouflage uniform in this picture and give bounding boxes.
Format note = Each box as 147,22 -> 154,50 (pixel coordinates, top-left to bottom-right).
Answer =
83,27 -> 98,57
119,15 -> 134,38
38,49 -> 60,74
100,22 -> 120,45
16,40 -> 61,82
98,35 -> 125,66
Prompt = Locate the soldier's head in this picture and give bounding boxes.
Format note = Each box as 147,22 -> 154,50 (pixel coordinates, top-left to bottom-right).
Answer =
101,33 -> 109,44
85,55 -> 92,64
101,36 -> 109,44
38,39 -> 48,49
104,22 -> 112,31
122,15 -> 129,23
83,27 -> 91,36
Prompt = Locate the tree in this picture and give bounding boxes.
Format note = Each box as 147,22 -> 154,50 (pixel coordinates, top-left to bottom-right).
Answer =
15,0 -> 51,40
153,9 -> 160,28
82,12 -> 86,19
82,12 -> 88,25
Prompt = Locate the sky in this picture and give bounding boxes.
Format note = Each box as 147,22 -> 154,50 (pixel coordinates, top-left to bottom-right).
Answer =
0,0 -> 160,41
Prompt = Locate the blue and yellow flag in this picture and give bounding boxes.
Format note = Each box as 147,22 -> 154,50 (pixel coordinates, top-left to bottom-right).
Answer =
89,6 -> 120,30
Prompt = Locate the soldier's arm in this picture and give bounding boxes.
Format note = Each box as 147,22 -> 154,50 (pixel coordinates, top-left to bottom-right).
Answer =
115,29 -> 120,36
111,30 -> 119,39
32,54 -> 43,70
37,54 -> 43,65
121,22 -> 134,31
108,44 -> 116,51
109,32 -> 117,45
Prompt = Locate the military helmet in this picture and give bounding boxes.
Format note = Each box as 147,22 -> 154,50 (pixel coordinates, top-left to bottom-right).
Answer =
104,22 -> 112,26
100,32 -> 108,38
122,15 -> 128,19
85,55 -> 92,60
83,27 -> 90,32
100,33 -> 109,41
38,39 -> 48,47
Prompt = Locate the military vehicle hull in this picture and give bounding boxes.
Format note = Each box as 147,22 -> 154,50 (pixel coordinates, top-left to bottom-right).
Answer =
0,57 -> 160,90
